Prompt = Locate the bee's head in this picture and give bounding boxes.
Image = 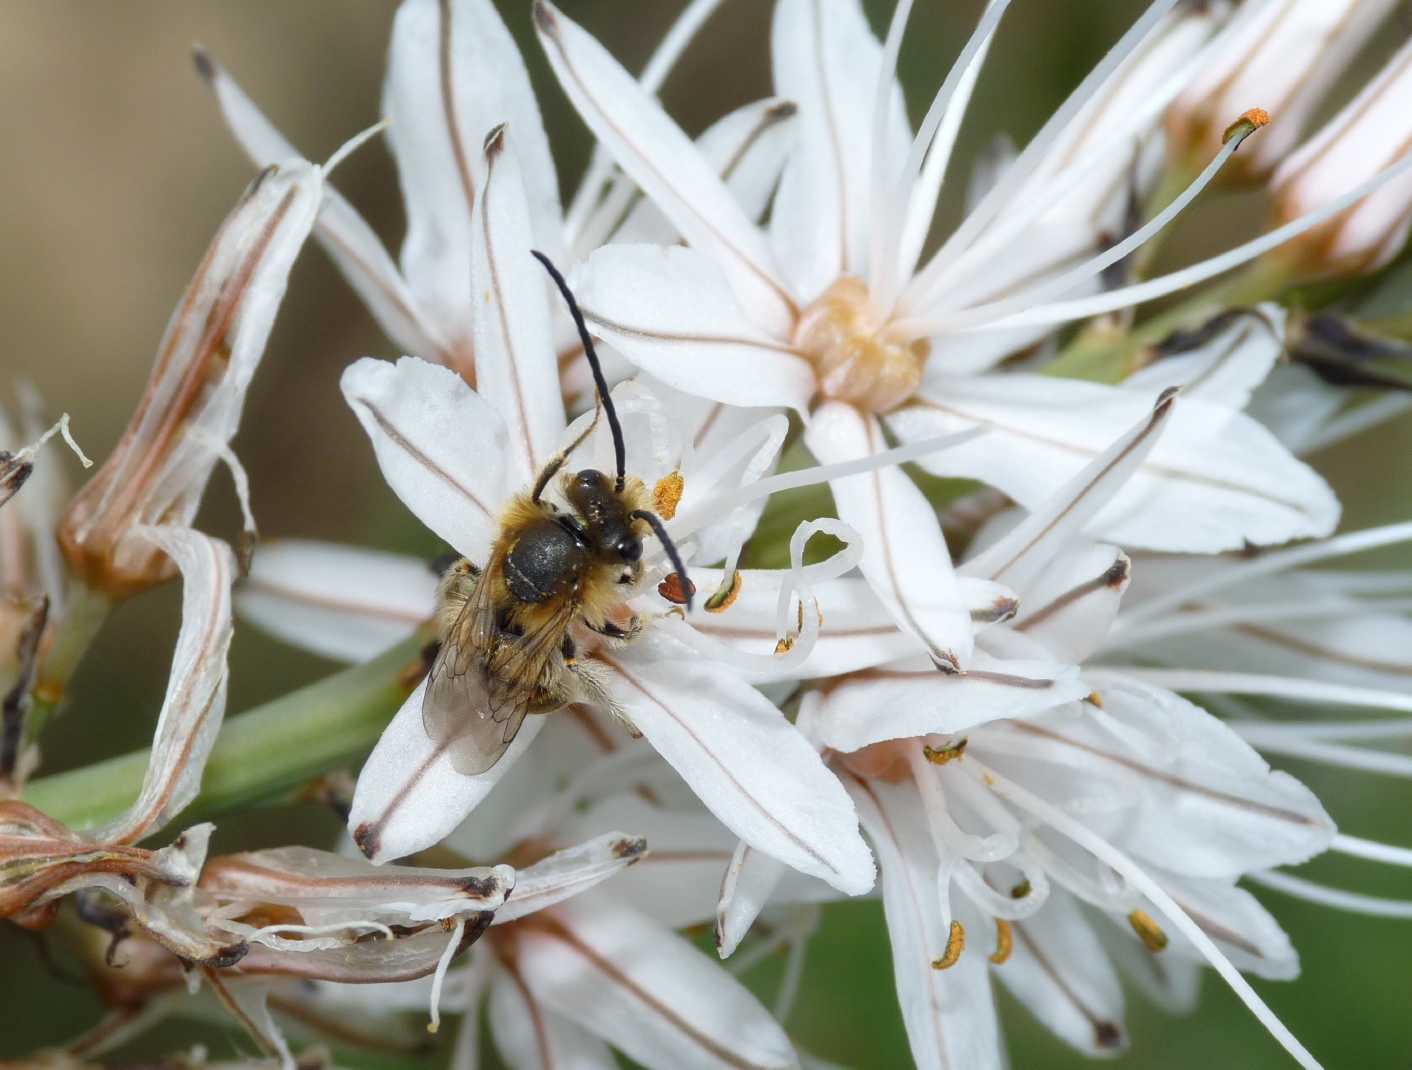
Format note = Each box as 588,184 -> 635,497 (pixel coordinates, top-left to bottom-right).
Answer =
567,468 -> 642,563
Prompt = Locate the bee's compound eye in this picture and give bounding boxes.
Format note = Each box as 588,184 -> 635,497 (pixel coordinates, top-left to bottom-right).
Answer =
616,536 -> 642,562
575,469 -> 604,489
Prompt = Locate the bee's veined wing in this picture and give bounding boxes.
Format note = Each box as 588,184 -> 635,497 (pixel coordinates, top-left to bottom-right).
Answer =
422,641 -> 531,777
422,552 -> 527,776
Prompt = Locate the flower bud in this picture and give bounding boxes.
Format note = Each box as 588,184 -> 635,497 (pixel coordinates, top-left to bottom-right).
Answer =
1269,40 -> 1412,280
59,162 -> 321,597
1165,0 -> 1397,185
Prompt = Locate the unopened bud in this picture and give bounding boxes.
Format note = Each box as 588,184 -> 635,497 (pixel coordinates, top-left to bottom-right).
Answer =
1269,40 -> 1412,280
59,163 -> 321,597
1166,0 -> 1397,185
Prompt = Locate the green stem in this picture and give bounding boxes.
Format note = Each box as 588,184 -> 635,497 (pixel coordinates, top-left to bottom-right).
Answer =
1045,259 -> 1293,383
25,584 -> 112,745
23,634 -> 423,832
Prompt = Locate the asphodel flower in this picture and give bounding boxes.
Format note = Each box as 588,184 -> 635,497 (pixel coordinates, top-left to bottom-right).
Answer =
58,163 -> 321,597
200,0 -> 794,401
538,0 -> 1361,674
715,398 -> 1337,1070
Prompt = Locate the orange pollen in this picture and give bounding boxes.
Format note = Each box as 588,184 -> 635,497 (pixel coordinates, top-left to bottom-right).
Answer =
794,277 -> 929,414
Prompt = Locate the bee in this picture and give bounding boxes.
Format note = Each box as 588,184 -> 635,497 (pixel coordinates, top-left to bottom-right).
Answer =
422,251 -> 692,776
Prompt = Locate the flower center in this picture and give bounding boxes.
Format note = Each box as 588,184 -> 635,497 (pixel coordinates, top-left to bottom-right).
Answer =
794,277 -> 929,414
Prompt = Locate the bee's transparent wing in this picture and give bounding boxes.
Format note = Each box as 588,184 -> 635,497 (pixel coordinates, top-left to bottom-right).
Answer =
421,552 -> 526,776
421,646 -> 530,776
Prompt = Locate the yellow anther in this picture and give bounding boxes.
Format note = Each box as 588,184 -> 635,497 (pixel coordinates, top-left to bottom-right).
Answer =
705,570 -> 742,613
1222,108 -> 1270,146
989,920 -> 1013,965
773,635 -> 795,655
653,470 -> 685,520
1128,909 -> 1169,953
1010,880 -> 1032,900
1085,691 -> 1104,709
922,738 -> 968,765
931,920 -> 966,970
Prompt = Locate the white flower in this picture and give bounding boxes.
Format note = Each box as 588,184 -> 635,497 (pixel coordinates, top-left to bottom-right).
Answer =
1165,0 -> 1399,184
535,0 -> 1353,675
719,397 -> 1338,1069
199,0 -> 794,397
1270,39 -> 1412,279
58,162 -> 322,597
331,123 -> 878,898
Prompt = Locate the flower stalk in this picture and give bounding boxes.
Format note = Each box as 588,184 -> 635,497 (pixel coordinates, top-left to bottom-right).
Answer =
23,633 -> 424,832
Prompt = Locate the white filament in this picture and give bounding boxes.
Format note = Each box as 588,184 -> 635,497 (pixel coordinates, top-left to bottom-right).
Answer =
1250,870 -> 1412,919
1332,833 -> 1412,868
15,412 -> 91,468
324,118 -> 390,176
942,148 -> 1412,336
934,124 -> 1253,332
427,916 -> 466,1035
905,0 -> 1181,307
1116,522 -> 1412,630
976,760 -> 1325,1070
1107,595 -> 1412,649
1231,728 -> 1412,779
1089,668 -> 1412,715
669,426 -> 987,540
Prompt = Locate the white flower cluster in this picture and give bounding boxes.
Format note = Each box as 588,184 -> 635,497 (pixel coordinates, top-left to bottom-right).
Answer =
5,2 -> 1412,1068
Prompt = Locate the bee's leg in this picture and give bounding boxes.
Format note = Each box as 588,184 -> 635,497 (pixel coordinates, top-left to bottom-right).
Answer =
569,658 -> 642,739
585,616 -> 643,643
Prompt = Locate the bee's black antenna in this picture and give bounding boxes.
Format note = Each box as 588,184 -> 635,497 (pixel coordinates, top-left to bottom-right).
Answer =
532,250 -> 626,492
631,509 -> 693,613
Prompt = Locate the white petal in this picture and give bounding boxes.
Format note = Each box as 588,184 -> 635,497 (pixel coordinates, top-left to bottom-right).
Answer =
1155,871 -> 1299,982
574,244 -> 814,411
94,528 -> 234,844
597,640 -> 874,893
494,832 -> 647,925
769,0 -> 910,297
1121,305 -> 1287,410
1000,679 -> 1334,878
196,49 -> 447,362
716,840 -> 786,958
613,97 -> 800,243
1011,543 -> 1130,664
384,0 -> 562,352
684,570 -> 916,679
997,890 -> 1127,1056
806,401 -> 973,667
535,1 -> 794,334
470,127 -> 568,486
890,373 -> 1339,553
556,794 -> 738,930
341,356 -> 507,562
347,679 -> 544,863
515,897 -> 798,1070
817,653 -> 1087,754
236,539 -> 435,662
844,775 -> 1002,1070
488,973 -> 618,1070
65,162 -> 322,566
956,387 -> 1172,593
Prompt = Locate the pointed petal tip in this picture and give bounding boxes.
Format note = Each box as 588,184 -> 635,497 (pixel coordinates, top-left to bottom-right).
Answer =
1154,384 -> 1179,415
191,44 -> 215,83
766,99 -> 798,122
484,121 -> 508,156
532,0 -> 557,36
612,834 -> 649,862
351,820 -> 383,863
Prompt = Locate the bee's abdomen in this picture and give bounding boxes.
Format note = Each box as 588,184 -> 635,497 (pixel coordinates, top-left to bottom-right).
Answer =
504,520 -> 586,604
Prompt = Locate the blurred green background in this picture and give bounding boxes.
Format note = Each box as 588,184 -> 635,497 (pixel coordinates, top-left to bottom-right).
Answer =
2,1 -> 1409,1066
